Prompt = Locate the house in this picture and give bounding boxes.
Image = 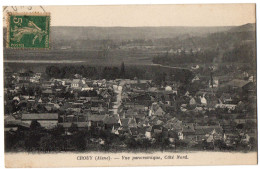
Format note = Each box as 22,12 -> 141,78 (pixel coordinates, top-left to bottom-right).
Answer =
194,125 -> 223,142
71,79 -> 84,89
209,79 -> 219,88
165,86 -> 172,91
103,116 -> 120,129
17,72 -> 31,82
5,115 -> 30,131
206,129 -> 223,143
145,127 -> 152,139
191,65 -> 200,70
164,118 -> 183,137
192,75 -> 200,83
200,95 -> 207,106
149,102 -> 166,116
21,113 -> 59,129
117,126 -> 131,136
100,90 -> 111,99
42,81 -> 52,89
220,79 -> 251,92
182,123 -> 196,141
185,91 -> 190,97
148,87 -> 158,92
87,114 -> 106,128
81,84 -> 93,91
189,97 -> 197,105
168,130 -> 178,143
152,125 -> 164,136
121,118 -> 137,128
130,83 -> 150,92
129,128 -> 139,137
215,103 -> 236,110
248,76 -> 254,82
58,122 -> 91,134
42,89 -> 53,96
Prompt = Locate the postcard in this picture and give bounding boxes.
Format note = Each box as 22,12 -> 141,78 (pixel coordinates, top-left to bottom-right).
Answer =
3,4 -> 257,167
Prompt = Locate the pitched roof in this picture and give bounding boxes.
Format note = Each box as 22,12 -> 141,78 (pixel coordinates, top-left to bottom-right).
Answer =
103,116 -> 118,124
5,119 -> 30,128
195,125 -> 223,135
82,84 -> 90,88
42,89 -> 53,94
121,118 -> 130,127
22,113 -> 58,120
58,122 -> 90,128
165,117 -> 183,130
72,79 -> 81,83
76,122 -> 90,128
4,115 -> 16,122
224,79 -> 251,88
87,114 -> 106,122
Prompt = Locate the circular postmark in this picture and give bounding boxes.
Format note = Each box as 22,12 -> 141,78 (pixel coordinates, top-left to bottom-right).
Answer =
3,6 -> 46,23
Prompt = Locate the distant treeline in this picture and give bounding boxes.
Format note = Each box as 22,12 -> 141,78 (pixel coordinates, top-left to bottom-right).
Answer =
153,43 -> 255,66
45,64 -> 193,85
222,43 -> 255,63
152,50 -> 217,65
45,63 -> 146,80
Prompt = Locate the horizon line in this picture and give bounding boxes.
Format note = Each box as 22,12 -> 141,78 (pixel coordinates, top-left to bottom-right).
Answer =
2,22 -> 255,28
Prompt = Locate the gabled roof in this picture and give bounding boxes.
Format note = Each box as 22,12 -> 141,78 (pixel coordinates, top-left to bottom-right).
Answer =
5,120 -> 30,128
72,79 -> 81,83
76,122 -> 90,128
58,122 -> 90,128
183,123 -> 195,133
194,125 -> 223,135
87,114 -> 106,122
154,107 -> 165,116
165,117 -> 183,130
22,113 -> 58,120
223,79 -> 251,88
82,84 -> 90,88
103,116 -> 118,125
42,89 -> 53,94
121,118 -> 137,128
129,127 -> 139,135
4,115 -> 16,122
121,118 -> 130,127
130,83 -> 150,90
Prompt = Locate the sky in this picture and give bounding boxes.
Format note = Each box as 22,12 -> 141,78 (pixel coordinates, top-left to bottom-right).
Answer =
3,4 -> 256,27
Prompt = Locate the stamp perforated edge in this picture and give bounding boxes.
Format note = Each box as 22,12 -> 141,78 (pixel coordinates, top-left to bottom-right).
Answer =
6,12 -> 51,50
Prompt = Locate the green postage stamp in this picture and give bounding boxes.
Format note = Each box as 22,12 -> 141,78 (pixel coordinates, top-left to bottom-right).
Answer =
6,13 -> 50,49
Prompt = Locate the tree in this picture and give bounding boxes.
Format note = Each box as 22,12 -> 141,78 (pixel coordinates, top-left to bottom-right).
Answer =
25,129 -> 42,151
68,123 -> 78,133
39,134 -> 56,152
125,137 -> 138,149
153,72 -> 166,86
140,138 -> 152,150
21,85 -> 26,95
102,67 -> 120,80
30,120 -> 42,130
46,66 -> 61,78
120,62 -> 125,78
72,131 -> 87,151
214,140 -> 228,150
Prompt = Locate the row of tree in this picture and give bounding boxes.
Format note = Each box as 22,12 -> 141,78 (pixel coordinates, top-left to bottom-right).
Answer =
152,49 -> 218,65
45,63 -> 127,80
45,63 -> 193,85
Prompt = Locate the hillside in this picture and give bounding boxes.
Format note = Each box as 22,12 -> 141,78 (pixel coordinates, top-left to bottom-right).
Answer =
3,23 -> 255,65
228,23 -> 255,33
50,26 -> 232,40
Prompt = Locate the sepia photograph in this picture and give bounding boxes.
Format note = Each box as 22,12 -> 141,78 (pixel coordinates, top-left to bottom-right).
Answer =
2,3 -> 258,167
